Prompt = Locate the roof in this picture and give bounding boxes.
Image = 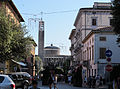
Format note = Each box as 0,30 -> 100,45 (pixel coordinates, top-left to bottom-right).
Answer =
8,0 -> 24,22
74,2 -> 112,27
69,29 -> 76,39
82,26 -> 114,43
30,39 -> 37,47
45,44 -> 60,49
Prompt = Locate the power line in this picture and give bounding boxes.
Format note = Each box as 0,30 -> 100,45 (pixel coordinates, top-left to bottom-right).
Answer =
43,9 -> 78,14
22,9 -> 78,16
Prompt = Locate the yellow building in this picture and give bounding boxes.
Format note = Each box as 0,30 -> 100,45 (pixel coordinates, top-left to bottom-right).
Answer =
26,39 -> 37,76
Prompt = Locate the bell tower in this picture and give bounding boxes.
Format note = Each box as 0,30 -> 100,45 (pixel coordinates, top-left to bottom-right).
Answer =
38,20 -> 44,60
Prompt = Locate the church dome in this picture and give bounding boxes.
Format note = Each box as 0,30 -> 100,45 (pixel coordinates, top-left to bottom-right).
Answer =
45,44 -> 60,49
44,44 -> 60,56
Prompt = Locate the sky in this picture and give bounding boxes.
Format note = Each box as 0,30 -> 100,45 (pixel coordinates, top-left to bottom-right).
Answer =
12,0 -> 111,55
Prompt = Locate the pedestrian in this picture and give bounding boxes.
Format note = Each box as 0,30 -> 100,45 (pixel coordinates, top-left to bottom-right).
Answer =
53,74 -> 58,89
88,76 -> 92,88
48,71 -> 58,89
68,75 -> 72,85
92,76 -> 96,88
84,76 -> 87,87
29,80 -> 40,89
48,74 -> 54,89
96,75 -> 100,88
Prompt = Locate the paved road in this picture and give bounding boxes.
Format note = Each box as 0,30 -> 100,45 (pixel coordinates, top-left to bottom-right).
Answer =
38,83 -> 87,89
18,81 -> 107,89
37,81 -> 107,89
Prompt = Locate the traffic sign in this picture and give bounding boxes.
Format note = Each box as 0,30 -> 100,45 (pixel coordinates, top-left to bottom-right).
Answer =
106,64 -> 113,72
106,58 -> 111,62
105,49 -> 112,57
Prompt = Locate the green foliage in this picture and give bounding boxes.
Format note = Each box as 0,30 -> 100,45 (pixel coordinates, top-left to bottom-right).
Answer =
0,6 -> 31,62
111,0 -> 120,43
35,56 -> 43,72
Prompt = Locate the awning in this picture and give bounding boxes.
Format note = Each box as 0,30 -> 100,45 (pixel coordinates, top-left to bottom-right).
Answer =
11,59 -> 27,66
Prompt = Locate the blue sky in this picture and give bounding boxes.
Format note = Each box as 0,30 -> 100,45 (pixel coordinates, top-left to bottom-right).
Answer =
12,0 -> 111,55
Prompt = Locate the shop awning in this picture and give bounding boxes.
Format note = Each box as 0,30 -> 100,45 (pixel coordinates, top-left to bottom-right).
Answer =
11,59 -> 27,66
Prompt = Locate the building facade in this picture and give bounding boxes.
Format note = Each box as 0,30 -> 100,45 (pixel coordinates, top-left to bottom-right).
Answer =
44,44 -> 71,68
26,39 -> 37,76
82,27 -> 120,78
69,2 -> 112,66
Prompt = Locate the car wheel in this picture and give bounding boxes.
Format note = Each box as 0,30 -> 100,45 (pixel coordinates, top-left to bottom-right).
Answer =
23,83 -> 28,89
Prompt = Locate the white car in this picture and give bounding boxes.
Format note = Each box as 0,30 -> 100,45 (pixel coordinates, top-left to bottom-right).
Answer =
0,74 -> 15,89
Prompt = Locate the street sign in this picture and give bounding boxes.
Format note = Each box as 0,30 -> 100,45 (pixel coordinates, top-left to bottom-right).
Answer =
106,58 -> 111,62
106,64 -> 113,72
105,49 -> 112,57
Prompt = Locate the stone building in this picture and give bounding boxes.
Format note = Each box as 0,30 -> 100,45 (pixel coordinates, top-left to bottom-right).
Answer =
82,26 -> 120,79
44,44 -> 71,68
69,2 -> 112,66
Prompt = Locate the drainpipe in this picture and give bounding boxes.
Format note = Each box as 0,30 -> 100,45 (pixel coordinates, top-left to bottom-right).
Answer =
85,11 -> 86,37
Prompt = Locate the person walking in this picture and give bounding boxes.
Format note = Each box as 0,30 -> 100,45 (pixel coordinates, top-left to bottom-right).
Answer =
48,73 -> 54,89
68,75 -> 72,85
29,80 -> 40,89
84,76 -> 87,87
48,71 -> 58,89
53,74 -> 58,89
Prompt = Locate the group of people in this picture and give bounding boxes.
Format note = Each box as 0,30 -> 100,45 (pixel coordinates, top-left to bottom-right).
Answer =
48,70 -> 58,89
84,75 -> 103,88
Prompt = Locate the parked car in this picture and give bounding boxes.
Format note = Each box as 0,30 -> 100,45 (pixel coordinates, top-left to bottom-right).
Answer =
0,74 -> 15,89
7,72 -> 32,89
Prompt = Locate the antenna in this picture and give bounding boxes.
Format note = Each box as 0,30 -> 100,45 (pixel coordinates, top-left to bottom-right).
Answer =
40,12 -> 43,20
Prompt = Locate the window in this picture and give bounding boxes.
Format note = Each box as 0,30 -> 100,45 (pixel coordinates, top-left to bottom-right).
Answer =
92,18 -> 97,26
110,19 -> 114,26
100,48 -> 106,59
95,69 -> 96,76
0,76 -> 4,83
92,46 -> 94,60
90,47 -> 91,60
100,37 -> 106,41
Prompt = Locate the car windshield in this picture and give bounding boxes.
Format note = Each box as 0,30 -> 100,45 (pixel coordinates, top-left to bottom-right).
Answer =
0,76 -> 5,83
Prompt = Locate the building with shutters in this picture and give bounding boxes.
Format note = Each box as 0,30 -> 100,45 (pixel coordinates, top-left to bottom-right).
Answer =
69,2 -> 120,81
82,26 -> 120,79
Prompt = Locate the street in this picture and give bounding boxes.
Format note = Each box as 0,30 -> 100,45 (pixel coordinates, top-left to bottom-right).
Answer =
17,81 -> 108,89
36,81 -> 107,89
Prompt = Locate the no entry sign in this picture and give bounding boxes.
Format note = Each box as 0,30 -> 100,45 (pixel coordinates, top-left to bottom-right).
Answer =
106,64 -> 113,72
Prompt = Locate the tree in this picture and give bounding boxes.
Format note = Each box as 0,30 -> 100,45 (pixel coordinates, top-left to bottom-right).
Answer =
0,6 -> 31,62
111,0 -> 120,43
35,56 -> 43,73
